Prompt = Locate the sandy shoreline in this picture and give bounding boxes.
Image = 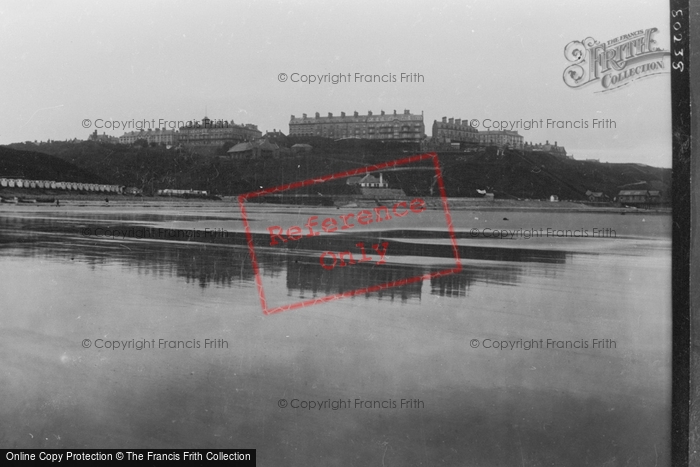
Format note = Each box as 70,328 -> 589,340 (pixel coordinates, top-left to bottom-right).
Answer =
0,195 -> 671,214
0,198 -> 672,247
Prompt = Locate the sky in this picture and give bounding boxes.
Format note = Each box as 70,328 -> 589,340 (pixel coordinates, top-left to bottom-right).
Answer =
0,0 -> 672,167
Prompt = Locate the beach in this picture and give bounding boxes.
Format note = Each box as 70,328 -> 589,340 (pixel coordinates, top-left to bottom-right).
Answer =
0,201 -> 671,465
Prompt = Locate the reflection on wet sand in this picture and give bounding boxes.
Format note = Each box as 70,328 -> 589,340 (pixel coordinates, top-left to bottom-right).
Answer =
0,215 -> 540,296
285,254 -> 522,301
0,234 -> 526,299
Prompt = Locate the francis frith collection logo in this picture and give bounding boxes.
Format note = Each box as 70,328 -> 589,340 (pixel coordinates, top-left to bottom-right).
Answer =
563,27 -> 670,92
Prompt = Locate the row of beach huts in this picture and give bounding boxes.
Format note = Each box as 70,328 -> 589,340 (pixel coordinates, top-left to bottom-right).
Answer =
156,188 -> 209,197
0,178 -> 136,194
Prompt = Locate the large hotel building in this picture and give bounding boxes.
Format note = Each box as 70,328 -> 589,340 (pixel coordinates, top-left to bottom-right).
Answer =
118,116 -> 261,146
288,110 -> 424,142
177,116 -> 261,145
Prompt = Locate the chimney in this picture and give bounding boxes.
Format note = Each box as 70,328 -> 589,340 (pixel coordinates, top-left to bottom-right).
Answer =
302,113 -> 307,118
381,110 -> 385,116
442,117 -> 447,123
404,109 -> 409,115
354,111 -> 358,117
328,112 -> 333,117
555,141 -> 558,146
449,118 -> 454,124
455,119 -> 461,125
341,112 -> 345,117
315,112 -> 320,118
368,111 -> 373,116
393,110 -> 397,115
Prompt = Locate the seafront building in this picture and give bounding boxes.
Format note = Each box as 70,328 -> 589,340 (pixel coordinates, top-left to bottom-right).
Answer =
477,130 -> 524,149
431,117 -> 479,145
618,190 -> 662,205
287,110 -> 541,151
119,128 -> 178,145
525,140 -> 567,157
177,116 -> 261,146
116,116 -> 262,147
289,110 -> 425,142
88,130 -> 119,144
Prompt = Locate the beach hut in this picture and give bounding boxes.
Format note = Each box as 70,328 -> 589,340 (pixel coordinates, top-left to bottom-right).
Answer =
125,187 -> 142,195
15,180 -> 23,188
0,179 -> 7,187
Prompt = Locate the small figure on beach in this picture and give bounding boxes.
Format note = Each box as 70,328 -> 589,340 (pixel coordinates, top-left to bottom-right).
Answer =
105,198 -> 109,204
55,199 -> 60,207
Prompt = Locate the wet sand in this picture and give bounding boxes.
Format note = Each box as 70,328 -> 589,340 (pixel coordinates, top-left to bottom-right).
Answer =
0,205 -> 671,465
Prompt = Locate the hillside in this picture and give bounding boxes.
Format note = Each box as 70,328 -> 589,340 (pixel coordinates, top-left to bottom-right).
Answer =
436,150 -> 671,201
3,140 -> 671,201
0,146 -> 108,184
